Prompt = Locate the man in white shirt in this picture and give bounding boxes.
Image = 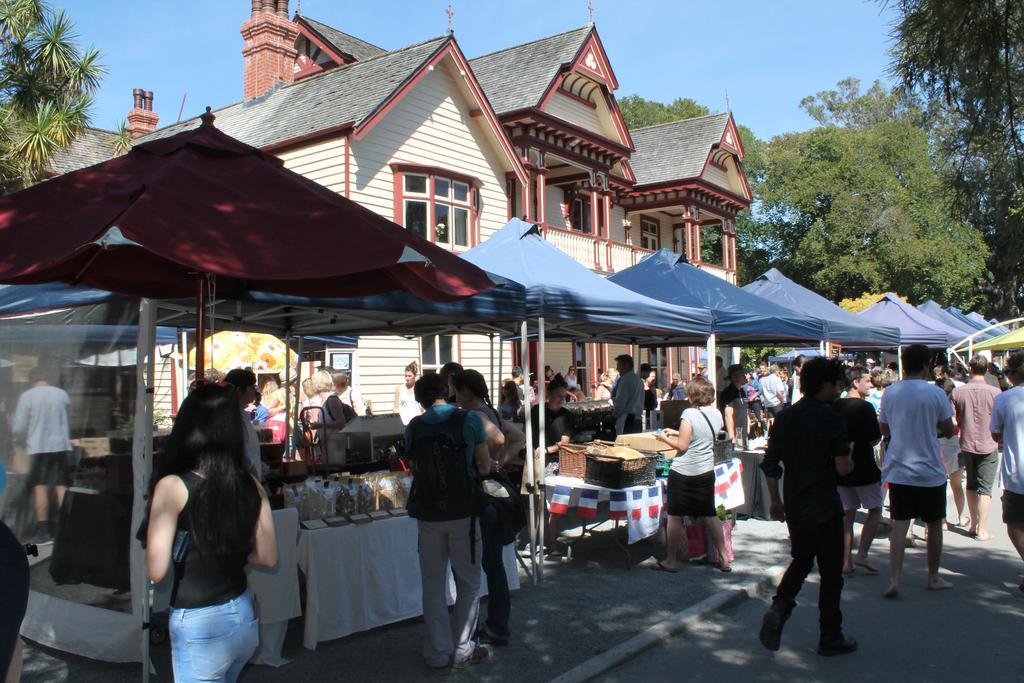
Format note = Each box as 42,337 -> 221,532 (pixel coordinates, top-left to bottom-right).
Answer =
12,367 -> 71,542
791,355 -> 805,405
877,344 -> 955,597
991,352 -> 1024,590
761,365 -> 787,422
335,371 -> 367,416
612,354 -> 645,435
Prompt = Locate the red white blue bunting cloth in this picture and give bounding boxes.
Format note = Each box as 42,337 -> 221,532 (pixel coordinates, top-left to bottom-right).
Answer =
713,458 -> 745,511
545,475 -> 665,544
545,458 -> 746,544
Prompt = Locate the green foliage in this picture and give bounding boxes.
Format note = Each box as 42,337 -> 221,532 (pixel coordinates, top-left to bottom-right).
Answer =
618,95 -> 710,129
746,79 -> 988,310
890,0 -> 1024,316
0,0 -> 103,190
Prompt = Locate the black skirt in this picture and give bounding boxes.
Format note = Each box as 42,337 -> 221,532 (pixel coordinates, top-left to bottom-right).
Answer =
666,470 -> 716,517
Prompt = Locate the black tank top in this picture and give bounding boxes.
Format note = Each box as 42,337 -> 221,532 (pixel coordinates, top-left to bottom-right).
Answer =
170,472 -> 251,609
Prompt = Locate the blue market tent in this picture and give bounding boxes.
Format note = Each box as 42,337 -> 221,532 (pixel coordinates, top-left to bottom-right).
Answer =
741,268 -> 901,347
607,251 -> 824,343
768,347 -> 856,362
455,220 -> 712,343
965,311 -> 1010,336
918,300 -> 982,342
946,307 -> 1009,339
858,294 -> 962,348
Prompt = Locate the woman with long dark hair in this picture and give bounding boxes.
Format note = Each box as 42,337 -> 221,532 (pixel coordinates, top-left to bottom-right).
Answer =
147,383 -> 277,683
452,370 -> 524,646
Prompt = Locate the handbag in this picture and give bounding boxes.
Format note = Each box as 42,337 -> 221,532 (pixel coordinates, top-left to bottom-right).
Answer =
699,409 -> 734,465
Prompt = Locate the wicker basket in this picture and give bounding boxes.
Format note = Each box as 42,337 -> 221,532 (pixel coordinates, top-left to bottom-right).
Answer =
584,452 -> 658,489
557,443 -> 588,479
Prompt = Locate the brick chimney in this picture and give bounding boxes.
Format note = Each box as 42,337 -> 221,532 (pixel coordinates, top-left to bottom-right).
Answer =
241,0 -> 299,101
126,88 -> 159,138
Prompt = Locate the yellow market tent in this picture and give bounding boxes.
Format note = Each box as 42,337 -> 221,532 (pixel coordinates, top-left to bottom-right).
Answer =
970,327 -> 1024,352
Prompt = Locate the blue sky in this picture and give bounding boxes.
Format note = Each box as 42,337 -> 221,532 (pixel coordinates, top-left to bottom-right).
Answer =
58,0 -> 898,140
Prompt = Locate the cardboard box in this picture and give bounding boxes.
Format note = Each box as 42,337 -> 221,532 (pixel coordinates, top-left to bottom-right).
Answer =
71,437 -> 111,458
615,432 -> 676,457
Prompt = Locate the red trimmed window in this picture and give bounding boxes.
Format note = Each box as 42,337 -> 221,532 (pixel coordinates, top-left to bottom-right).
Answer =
396,167 -> 478,249
640,218 -> 660,250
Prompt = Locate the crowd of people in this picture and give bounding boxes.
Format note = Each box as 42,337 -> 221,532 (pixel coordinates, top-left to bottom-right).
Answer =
756,347 -> 1024,656
5,341 -> 1024,679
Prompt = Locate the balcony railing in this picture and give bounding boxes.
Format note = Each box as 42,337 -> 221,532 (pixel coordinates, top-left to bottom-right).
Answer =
700,262 -> 737,284
540,224 -> 664,273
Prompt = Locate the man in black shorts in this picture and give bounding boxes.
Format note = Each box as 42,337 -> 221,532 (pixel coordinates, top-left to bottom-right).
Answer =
759,357 -> 857,656
12,367 -> 72,542
877,345 -> 956,597
991,353 -> 1024,591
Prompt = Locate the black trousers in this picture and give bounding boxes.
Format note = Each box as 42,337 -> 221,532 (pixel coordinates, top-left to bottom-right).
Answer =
773,514 -> 844,638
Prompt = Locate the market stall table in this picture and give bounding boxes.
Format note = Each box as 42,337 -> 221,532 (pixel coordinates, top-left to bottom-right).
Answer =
296,514 -> 519,650
247,508 -> 303,666
733,449 -> 772,520
544,475 -> 665,567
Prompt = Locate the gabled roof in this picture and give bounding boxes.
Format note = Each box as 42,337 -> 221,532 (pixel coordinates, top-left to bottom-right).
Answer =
139,36 -> 449,149
297,15 -> 386,62
45,126 -> 120,175
469,26 -> 592,115
629,112 -> 731,186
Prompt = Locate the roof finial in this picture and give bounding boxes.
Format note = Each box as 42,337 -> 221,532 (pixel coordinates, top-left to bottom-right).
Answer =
200,106 -> 215,128
587,0 -> 594,25
445,1 -> 454,34
725,89 -> 731,113
296,0 -> 301,15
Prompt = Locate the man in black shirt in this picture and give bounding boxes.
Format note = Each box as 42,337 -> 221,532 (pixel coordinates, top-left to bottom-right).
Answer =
719,364 -> 749,449
759,357 -> 857,656
835,366 -> 883,575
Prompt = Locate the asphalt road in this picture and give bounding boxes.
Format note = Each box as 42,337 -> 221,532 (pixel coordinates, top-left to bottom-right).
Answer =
604,486 -> 1024,682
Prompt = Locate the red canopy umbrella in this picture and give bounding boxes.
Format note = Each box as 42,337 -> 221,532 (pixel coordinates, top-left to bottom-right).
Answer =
0,108 -> 494,377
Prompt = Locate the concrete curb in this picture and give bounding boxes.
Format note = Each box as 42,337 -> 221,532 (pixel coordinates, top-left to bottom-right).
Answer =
548,564 -> 787,683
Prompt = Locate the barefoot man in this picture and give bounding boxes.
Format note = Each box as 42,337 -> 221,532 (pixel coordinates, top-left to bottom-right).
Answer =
878,344 -> 956,596
991,352 -> 1024,592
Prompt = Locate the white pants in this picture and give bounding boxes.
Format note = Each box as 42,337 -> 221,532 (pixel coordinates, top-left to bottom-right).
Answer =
417,517 -> 482,667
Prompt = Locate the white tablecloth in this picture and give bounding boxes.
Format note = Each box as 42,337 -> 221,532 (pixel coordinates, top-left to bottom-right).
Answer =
247,508 -> 303,666
296,515 -> 519,650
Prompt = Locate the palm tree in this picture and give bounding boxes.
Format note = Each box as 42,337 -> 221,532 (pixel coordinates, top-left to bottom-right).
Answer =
0,0 -> 103,191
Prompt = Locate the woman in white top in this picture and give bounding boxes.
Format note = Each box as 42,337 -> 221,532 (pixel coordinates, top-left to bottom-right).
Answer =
655,377 -> 731,572
394,362 -> 424,425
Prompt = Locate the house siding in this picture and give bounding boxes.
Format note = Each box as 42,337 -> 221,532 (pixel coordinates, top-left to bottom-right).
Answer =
348,62 -> 510,241
279,137 -> 347,195
545,185 -> 569,229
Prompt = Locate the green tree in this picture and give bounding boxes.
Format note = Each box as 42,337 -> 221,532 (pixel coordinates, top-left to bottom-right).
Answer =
0,0 -> 103,191
890,0 -> 1024,316
749,79 -> 988,309
618,95 -> 710,129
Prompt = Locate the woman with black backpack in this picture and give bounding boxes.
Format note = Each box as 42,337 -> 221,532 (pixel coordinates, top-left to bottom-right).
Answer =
452,370 -> 524,647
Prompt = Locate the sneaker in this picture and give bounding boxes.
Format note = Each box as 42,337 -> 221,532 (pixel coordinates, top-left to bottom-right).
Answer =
476,625 -> 510,646
818,635 -> 858,657
452,645 -> 489,668
759,609 -> 784,651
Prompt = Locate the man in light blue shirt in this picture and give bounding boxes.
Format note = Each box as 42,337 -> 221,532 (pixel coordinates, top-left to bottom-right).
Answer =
13,367 -> 71,541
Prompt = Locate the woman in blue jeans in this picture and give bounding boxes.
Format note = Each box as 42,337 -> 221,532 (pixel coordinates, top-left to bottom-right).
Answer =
452,370 -> 513,645
147,383 -> 277,682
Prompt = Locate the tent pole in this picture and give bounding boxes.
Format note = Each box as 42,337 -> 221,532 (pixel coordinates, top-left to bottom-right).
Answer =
195,274 -> 206,382
130,299 -> 156,682
537,317 -> 546,581
285,333 -> 292,459
498,334 -> 504,405
293,337 -> 304,461
489,334 -> 495,406
520,321 -> 538,583
178,330 -> 188,404
897,345 -> 903,378
706,334 -> 717,405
